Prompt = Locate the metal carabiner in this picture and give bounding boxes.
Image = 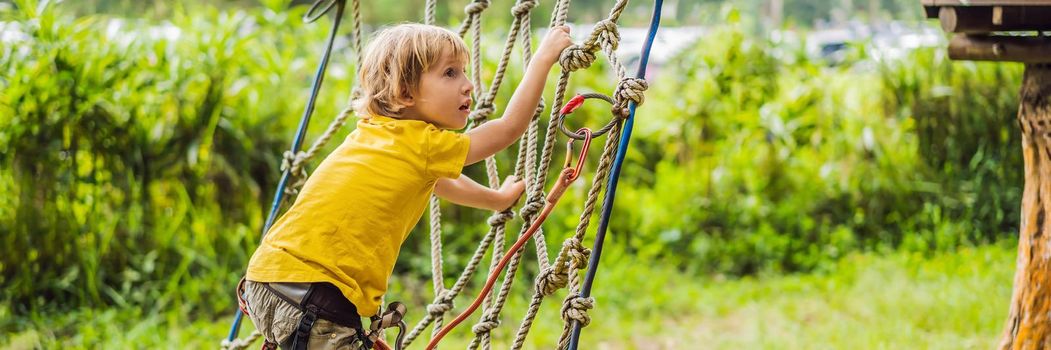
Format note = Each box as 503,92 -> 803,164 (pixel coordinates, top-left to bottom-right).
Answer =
556,93 -> 618,140
546,128 -> 593,204
563,128 -> 593,182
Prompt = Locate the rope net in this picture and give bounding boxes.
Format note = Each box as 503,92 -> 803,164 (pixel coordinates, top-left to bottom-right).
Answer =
224,0 -> 648,348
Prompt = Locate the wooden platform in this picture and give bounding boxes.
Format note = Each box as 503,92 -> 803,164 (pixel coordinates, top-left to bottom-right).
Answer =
923,0 -> 1051,62
923,1 -> 1051,28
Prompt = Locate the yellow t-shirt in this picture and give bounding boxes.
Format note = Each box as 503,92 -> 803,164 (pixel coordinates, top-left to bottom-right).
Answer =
246,115 -> 470,316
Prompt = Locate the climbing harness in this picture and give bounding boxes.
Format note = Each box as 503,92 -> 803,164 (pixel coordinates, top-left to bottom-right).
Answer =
235,278 -> 405,350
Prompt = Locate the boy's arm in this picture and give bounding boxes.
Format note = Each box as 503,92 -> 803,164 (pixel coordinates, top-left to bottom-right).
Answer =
464,26 -> 573,166
435,175 -> 524,211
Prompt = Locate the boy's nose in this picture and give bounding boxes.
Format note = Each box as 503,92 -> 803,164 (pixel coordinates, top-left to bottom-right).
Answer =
463,81 -> 474,95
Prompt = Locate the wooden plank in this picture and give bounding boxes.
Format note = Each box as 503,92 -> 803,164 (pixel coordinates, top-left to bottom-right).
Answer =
939,6 -> 1051,32
948,34 -> 1051,62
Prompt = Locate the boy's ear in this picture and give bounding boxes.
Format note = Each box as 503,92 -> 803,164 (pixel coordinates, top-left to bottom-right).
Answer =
399,88 -> 415,106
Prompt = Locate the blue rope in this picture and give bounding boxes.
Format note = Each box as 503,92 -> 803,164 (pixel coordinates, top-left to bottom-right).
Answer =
566,0 -> 664,348
225,0 -> 346,343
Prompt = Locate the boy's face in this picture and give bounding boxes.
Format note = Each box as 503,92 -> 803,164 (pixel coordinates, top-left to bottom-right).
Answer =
406,52 -> 473,130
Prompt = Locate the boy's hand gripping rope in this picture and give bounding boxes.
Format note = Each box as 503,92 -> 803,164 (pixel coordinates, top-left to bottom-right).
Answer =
424,128 -> 594,350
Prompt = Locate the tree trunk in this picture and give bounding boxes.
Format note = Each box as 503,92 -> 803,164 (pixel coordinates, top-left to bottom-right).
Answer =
1001,64 -> 1051,350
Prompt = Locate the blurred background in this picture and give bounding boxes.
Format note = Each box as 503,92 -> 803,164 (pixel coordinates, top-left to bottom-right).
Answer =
0,0 -> 1022,348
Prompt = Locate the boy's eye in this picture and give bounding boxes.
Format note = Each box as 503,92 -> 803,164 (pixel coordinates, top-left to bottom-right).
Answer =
445,68 -> 455,77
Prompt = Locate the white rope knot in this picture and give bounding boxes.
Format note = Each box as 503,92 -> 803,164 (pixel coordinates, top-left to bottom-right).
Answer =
464,0 -> 489,15
535,266 -> 568,296
280,150 -> 310,196
613,77 -> 648,117
519,196 -> 545,217
471,316 -> 501,334
426,291 -> 455,315
559,45 -> 596,72
560,295 -> 595,326
511,0 -> 537,17
469,103 -> 496,122
280,150 -> 309,174
590,19 -> 620,51
487,209 -> 515,226
426,301 -> 452,315
563,237 -> 591,267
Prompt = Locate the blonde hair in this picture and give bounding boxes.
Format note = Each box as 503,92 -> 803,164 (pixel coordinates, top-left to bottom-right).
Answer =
353,23 -> 469,117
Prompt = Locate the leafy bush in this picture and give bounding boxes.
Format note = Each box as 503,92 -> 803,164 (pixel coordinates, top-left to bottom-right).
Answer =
1,0 -> 357,313
610,15 -> 1022,274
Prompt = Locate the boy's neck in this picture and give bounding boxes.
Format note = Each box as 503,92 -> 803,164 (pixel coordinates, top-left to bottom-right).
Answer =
395,108 -> 446,128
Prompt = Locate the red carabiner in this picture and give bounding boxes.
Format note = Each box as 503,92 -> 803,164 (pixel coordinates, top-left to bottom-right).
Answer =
563,128 -> 592,182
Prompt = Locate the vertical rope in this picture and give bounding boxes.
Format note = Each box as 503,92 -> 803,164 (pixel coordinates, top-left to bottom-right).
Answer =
550,0 -> 572,27
352,0 -> 363,65
464,0 -> 592,346
428,194 -> 446,346
405,0 -> 512,346
425,0 -> 437,25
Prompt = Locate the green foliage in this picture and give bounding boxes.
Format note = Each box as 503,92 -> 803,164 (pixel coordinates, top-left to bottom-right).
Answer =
881,49 -> 1023,247
607,21 -> 1022,275
1,0 -> 357,313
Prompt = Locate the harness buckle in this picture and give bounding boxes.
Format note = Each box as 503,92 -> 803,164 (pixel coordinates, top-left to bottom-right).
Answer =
367,302 -> 408,350
291,306 -> 319,350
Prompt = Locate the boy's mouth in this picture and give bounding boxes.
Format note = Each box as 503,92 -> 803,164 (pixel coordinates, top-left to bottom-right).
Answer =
459,100 -> 471,113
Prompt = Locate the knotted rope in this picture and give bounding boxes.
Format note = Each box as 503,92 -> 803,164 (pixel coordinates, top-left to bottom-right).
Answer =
405,0 -> 550,348
227,0 -> 652,347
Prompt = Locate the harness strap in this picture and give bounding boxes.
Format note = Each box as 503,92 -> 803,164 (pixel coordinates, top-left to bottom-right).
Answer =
291,305 -> 319,350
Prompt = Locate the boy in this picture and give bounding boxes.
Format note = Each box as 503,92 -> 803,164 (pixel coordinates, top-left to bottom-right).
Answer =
242,23 -> 573,349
